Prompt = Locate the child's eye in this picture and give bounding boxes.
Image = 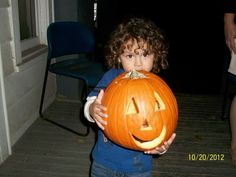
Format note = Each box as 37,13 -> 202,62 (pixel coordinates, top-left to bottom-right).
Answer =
126,54 -> 133,59
143,51 -> 149,57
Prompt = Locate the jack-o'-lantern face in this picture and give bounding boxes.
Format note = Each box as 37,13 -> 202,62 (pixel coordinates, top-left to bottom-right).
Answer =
126,92 -> 167,150
102,70 -> 178,151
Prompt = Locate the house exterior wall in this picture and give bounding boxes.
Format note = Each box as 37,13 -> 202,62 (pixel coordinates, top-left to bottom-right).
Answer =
0,0 -> 56,147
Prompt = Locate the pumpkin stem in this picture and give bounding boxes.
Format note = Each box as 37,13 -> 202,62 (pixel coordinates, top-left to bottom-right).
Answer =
124,70 -> 146,79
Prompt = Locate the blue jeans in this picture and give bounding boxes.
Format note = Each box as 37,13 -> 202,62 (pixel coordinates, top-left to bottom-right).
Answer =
90,161 -> 152,177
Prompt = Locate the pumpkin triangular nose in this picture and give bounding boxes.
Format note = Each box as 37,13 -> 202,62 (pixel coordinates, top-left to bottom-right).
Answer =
140,119 -> 152,131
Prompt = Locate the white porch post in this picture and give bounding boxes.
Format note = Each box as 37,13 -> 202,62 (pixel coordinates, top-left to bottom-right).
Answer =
0,45 -> 11,164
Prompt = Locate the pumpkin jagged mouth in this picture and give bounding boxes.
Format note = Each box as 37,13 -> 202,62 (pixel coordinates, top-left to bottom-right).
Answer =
131,126 -> 166,149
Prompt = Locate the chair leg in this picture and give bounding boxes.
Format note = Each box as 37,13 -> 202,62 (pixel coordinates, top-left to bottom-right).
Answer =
39,61 -> 90,136
39,60 -> 50,117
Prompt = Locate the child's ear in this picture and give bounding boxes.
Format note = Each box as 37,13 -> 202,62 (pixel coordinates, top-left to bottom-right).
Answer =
118,58 -> 121,63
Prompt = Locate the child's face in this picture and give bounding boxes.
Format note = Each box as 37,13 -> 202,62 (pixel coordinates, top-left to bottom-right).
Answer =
119,39 -> 154,72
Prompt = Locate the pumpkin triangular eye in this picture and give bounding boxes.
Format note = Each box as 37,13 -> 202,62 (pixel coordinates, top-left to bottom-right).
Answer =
154,92 -> 166,111
126,97 -> 139,115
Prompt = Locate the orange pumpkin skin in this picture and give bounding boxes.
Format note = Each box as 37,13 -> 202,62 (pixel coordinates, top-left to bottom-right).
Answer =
102,70 -> 178,151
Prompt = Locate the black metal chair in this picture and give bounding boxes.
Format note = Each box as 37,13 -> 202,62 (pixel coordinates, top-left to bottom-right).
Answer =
39,21 -> 106,136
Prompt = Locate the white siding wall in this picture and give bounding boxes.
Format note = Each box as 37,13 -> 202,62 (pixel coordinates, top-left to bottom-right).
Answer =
0,0 -> 56,146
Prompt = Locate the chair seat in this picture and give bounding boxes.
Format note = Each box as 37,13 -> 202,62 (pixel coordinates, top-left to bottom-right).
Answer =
49,58 -> 106,86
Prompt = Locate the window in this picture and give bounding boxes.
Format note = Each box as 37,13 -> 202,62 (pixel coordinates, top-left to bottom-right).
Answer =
18,0 -> 37,40
18,0 -> 39,52
11,0 -> 54,68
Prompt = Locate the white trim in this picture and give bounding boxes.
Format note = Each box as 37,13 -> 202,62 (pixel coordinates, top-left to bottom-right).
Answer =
0,44 -> 12,164
36,0 -> 50,44
50,0 -> 55,22
15,46 -> 47,72
9,0 -> 22,67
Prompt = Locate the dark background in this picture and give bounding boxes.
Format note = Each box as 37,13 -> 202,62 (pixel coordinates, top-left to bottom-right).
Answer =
95,0 -> 228,94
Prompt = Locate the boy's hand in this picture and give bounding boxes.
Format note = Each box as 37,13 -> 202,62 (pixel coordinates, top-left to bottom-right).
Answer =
89,89 -> 108,130
144,133 -> 176,155
225,22 -> 236,54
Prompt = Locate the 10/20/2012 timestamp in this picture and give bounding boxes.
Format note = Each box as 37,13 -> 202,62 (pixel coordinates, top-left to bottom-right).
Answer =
188,153 -> 224,161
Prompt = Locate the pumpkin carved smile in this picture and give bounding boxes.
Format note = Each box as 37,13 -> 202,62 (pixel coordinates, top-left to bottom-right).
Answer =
102,70 -> 178,151
131,126 -> 166,149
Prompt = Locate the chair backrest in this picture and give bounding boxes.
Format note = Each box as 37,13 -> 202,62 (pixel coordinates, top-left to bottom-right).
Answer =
47,21 -> 95,59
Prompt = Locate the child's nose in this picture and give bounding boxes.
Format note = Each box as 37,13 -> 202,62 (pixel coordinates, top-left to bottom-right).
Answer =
135,57 -> 142,66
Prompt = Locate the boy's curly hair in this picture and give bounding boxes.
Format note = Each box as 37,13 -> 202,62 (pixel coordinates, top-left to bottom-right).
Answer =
104,17 -> 169,73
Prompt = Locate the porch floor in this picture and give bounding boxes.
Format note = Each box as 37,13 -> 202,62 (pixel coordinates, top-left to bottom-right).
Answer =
0,94 -> 236,177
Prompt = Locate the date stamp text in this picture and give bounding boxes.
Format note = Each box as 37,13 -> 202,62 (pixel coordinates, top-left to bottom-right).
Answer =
188,153 -> 224,161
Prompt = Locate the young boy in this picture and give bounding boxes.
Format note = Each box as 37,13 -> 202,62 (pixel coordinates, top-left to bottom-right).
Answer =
84,17 -> 176,177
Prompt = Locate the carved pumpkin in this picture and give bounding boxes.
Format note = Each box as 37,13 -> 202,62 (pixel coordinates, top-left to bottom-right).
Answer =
102,70 -> 178,151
